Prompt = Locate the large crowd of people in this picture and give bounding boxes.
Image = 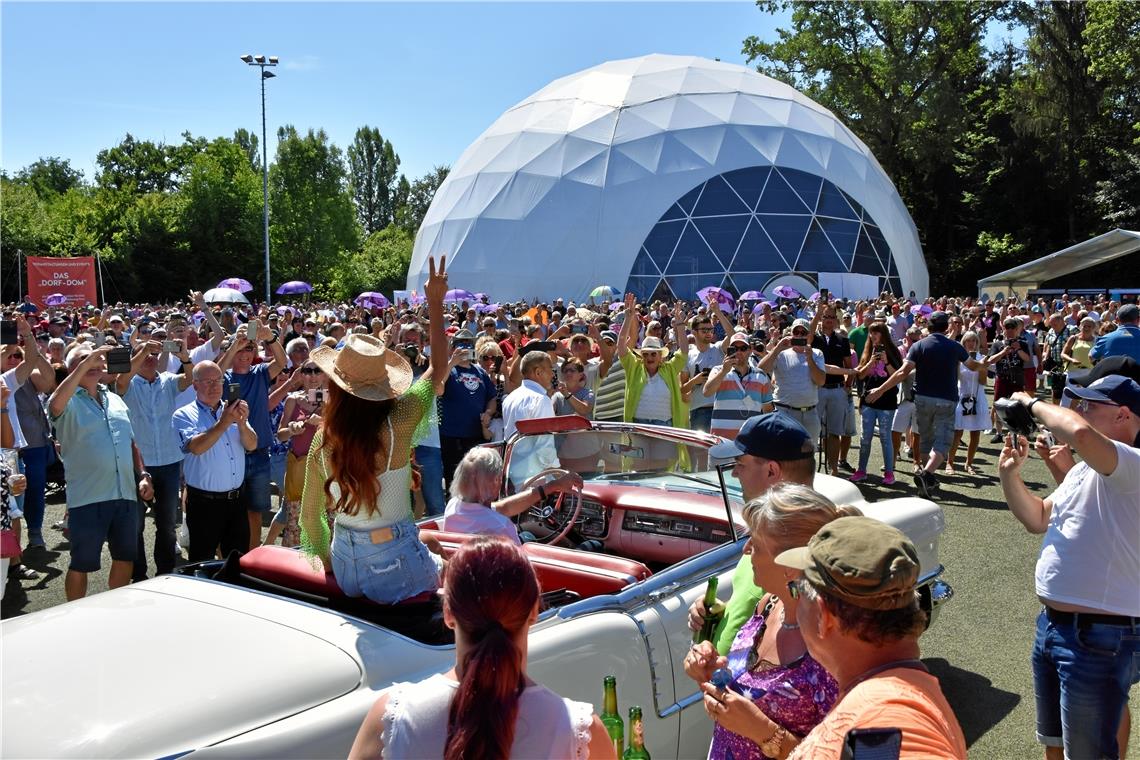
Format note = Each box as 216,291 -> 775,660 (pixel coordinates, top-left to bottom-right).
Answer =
2,279 -> 1137,758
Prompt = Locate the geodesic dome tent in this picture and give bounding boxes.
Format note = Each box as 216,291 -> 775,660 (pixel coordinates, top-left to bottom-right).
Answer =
406,54 -> 927,302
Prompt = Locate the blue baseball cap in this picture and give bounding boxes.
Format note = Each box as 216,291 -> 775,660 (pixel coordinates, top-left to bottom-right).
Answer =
1063,375 -> 1140,416
709,412 -> 815,462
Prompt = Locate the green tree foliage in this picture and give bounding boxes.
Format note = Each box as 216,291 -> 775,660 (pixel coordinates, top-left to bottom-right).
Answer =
395,165 -> 450,235
328,225 -> 414,300
347,126 -> 402,234
233,128 -> 262,172
269,125 -> 361,289
12,157 -> 85,198
177,137 -> 265,288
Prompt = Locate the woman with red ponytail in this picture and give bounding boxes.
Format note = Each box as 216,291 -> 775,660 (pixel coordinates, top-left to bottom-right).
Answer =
349,536 -> 615,759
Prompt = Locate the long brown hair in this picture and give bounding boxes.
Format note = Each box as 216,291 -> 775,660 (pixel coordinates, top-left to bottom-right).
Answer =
861,322 -> 903,368
320,383 -> 395,516
443,537 -> 540,760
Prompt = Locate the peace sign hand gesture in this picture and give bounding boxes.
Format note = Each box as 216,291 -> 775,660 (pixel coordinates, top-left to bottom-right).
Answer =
424,255 -> 449,304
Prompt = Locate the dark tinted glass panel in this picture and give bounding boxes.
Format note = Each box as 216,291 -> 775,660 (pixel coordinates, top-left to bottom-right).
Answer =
756,171 -> 812,214
819,218 -> 861,265
693,215 -> 750,267
626,277 -> 660,302
658,203 -> 686,222
629,247 -> 660,277
795,220 -> 844,272
643,220 -> 684,269
722,166 -> 770,210
756,214 -> 811,265
693,174 -> 751,216
779,169 -> 823,214
730,272 -> 780,295
665,221 -> 724,274
734,218 -> 789,271
816,183 -> 859,220
675,184 -> 703,215
665,274 -> 703,301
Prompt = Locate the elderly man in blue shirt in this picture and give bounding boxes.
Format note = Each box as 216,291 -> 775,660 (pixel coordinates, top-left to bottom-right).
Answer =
115,339 -> 194,580
1091,303 -> 1140,363
173,361 -> 258,562
48,345 -> 154,601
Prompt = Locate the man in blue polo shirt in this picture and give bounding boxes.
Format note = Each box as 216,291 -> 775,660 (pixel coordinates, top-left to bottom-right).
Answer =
218,321 -> 286,549
173,361 -> 259,562
1091,303 -> 1140,363
436,329 -> 496,489
48,345 -> 153,601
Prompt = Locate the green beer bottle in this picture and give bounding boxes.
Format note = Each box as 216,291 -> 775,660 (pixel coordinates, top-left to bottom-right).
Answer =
623,706 -> 651,759
693,576 -> 725,644
601,675 -> 624,756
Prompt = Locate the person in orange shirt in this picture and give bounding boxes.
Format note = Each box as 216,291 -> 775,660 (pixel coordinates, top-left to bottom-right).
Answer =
775,517 -> 966,759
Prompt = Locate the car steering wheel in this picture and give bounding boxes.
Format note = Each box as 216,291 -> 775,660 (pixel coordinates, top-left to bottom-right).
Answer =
520,468 -> 583,546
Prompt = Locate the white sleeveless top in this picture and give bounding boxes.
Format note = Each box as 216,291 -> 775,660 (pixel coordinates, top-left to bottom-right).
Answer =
381,673 -> 594,759
332,418 -> 414,530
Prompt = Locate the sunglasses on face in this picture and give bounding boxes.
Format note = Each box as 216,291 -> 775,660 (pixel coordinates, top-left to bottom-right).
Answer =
726,346 -> 744,356
299,367 -> 323,376
1068,397 -> 1120,414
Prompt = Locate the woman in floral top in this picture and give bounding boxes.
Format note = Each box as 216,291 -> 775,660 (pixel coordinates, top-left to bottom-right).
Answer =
684,484 -> 861,759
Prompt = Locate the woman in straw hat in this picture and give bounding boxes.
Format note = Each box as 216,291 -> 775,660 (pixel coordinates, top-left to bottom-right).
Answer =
299,257 -> 450,604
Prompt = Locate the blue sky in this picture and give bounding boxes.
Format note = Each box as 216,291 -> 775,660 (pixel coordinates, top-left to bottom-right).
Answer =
2,2 -> 782,183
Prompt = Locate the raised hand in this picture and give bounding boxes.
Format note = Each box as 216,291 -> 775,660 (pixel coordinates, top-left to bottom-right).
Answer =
425,255 -> 449,304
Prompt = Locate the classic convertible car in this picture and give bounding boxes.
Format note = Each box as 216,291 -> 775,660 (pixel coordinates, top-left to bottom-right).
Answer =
2,419 -> 952,759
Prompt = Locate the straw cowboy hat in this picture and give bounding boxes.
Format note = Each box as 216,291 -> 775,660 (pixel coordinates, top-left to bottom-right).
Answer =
310,333 -> 412,402
632,336 -> 670,357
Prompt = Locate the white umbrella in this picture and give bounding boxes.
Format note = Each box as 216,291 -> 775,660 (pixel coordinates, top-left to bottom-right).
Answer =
203,287 -> 251,305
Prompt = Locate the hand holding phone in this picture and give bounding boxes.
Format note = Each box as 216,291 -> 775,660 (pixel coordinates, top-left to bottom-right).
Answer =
226,382 -> 242,404
106,347 -> 133,374
246,320 -> 258,341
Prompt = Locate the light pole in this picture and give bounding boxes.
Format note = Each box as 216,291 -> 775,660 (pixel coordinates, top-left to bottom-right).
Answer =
240,53 -> 278,304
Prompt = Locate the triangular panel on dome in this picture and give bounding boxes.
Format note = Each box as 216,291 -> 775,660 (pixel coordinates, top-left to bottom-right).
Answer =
625,276 -> 662,303
567,103 -> 619,143
631,97 -> 680,132
721,273 -> 740,298
658,203 -> 687,222
865,225 -> 893,268
794,219 -> 845,272
679,66 -> 732,95
670,126 -> 726,166
613,108 -> 670,145
612,134 -> 666,176
692,174 -> 751,217
665,274 -> 704,301
789,132 -> 833,172
722,166 -> 771,211
665,220 -> 725,274
642,219 -> 685,269
732,217 -> 791,271
730,95 -> 788,128
887,276 -> 903,296
819,218 -> 861,267
481,130 -> 562,174
693,215 -> 751,267
675,184 -> 704,215
756,214 -> 812,267
481,172 -> 558,220
629,247 -> 661,277
624,67 -> 688,105
557,136 -> 609,177
519,100 -> 574,134
853,227 -> 885,275
649,278 -> 675,303
607,144 -> 659,186
756,171 -> 812,214
685,92 -> 739,124
778,168 -> 824,214
751,97 -> 793,126
787,105 -> 838,139
666,97 -> 728,133
839,188 -> 864,216
518,138 -> 569,179
816,182 -> 859,220
562,149 -> 609,186
657,131 -> 716,174
733,125 -> 784,164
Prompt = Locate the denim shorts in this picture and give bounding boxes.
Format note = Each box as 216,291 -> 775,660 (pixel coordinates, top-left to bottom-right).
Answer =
330,519 -> 440,604
1032,608 -> 1140,757
68,499 -> 138,572
913,395 -> 956,455
242,448 -> 272,513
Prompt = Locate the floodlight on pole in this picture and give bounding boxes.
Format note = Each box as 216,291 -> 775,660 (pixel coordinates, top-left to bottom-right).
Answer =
239,52 -> 279,304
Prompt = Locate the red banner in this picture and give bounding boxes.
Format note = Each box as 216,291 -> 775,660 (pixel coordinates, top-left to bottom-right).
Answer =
26,256 -> 98,308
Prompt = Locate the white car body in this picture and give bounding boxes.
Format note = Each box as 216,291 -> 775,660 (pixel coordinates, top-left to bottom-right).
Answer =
2,422 -> 951,759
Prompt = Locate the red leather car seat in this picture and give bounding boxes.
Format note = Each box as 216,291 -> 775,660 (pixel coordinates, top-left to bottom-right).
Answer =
419,529 -> 651,598
238,545 -> 435,604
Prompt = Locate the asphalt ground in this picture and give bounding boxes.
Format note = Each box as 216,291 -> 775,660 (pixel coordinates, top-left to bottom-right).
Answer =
3,395 -> 1137,757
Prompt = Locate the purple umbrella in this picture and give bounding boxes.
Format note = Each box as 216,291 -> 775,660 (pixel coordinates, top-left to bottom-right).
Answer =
476,303 -> 501,314
807,291 -> 822,302
44,293 -> 68,307
473,292 -> 489,302
276,281 -> 313,295
696,286 -> 736,310
751,302 -> 778,314
772,285 -> 802,300
910,304 -> 934,317
444,288 -> 476,303
218,277 -> 253,293
739,290 -> 766,301
355,292 -> 390,309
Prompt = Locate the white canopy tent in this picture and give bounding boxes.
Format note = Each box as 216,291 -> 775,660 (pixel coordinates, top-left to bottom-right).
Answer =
977,228 -> 1140,301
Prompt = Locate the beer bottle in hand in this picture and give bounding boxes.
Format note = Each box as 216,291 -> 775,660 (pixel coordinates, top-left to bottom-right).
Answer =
601,675 -> 624,756
693,576 -> 725,644
623,706 -> 651,759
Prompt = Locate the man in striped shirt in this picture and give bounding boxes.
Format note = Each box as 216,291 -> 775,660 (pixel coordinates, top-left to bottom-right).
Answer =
703,332 -> 773,440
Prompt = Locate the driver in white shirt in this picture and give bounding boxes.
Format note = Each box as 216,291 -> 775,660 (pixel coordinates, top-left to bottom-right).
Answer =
502,350 -> 561,487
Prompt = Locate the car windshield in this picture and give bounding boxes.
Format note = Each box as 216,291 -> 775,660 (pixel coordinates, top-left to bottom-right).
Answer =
503,424 -> 740,500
